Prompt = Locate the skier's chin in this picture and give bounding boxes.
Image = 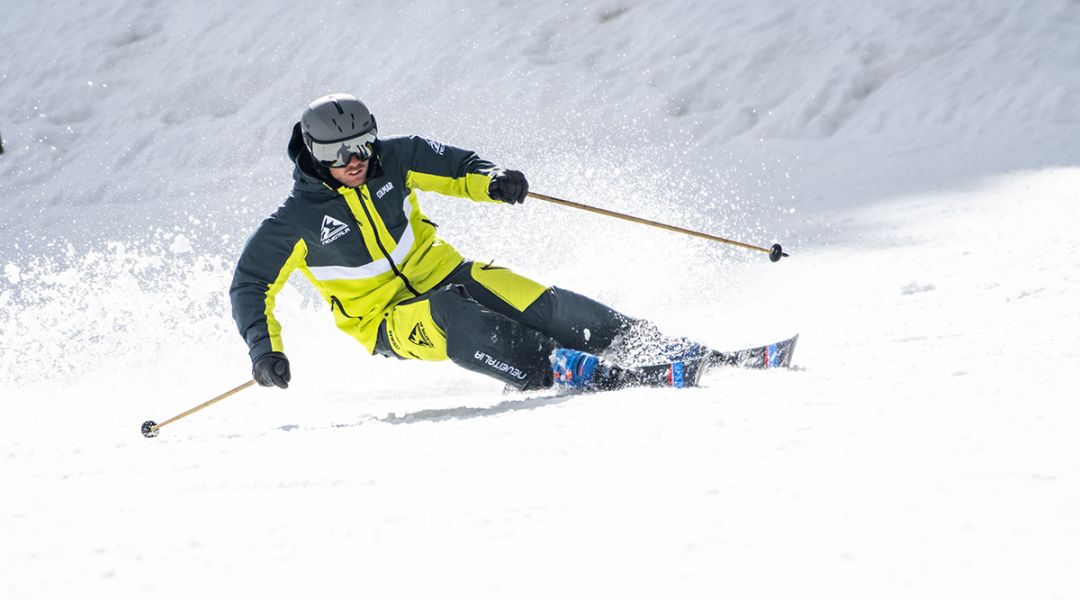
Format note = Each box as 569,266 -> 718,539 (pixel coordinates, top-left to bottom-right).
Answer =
331,162 -> 368,187
333,171 -> 366,187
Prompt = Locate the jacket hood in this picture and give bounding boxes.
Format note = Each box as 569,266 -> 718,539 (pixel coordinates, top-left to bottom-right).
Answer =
288,121 -> 336,193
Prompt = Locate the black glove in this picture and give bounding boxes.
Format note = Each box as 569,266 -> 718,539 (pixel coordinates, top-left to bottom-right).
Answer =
252,352 -> 291,389
488,169 -> 528,204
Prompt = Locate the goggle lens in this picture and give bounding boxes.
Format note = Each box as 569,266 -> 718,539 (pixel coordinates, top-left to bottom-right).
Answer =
309,130 -> 377,168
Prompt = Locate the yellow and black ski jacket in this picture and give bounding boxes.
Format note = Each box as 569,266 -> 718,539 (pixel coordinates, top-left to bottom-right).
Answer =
230,124 -> 502,362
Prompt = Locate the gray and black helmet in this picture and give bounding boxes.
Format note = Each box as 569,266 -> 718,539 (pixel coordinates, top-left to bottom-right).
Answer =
301,93 -> 378,167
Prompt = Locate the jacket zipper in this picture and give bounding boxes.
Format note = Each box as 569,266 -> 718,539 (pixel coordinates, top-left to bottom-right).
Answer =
330,295 -> 362,319
353,189 -> 421,297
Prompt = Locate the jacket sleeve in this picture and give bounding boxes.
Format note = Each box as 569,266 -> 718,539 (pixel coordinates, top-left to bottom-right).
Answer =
229,207 -> 308,362
402,136 -> 502,203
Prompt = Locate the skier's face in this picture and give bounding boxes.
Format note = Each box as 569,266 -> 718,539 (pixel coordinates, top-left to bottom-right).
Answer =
329,154 -> 369,187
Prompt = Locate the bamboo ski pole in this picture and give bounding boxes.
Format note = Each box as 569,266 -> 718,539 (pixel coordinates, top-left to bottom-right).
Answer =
527,191 -> 789,262
141,379 -> 257,438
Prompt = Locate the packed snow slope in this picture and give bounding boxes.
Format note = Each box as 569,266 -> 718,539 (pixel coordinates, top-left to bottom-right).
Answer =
2,1 -> 1079,598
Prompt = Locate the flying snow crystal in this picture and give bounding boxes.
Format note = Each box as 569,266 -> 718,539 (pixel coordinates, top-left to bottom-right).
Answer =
169,234 -> 193,254
4,263 -> 20,284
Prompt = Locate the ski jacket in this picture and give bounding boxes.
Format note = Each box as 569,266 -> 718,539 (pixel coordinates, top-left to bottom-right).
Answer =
230,123 -> 502,361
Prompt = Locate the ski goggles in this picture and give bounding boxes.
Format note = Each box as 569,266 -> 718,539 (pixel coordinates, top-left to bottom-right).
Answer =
307,129 -> 377,168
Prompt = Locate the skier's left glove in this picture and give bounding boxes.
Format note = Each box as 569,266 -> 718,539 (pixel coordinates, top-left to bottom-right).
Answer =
488,169 -> 528,205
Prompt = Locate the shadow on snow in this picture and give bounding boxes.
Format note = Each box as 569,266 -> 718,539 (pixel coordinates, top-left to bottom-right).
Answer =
377,393 -> 572,424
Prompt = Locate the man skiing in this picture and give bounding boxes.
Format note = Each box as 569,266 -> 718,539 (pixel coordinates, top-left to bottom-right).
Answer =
230,93 -> 715,393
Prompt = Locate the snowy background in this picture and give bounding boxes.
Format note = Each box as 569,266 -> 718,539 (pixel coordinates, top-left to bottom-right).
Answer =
2,0 -> 1079,598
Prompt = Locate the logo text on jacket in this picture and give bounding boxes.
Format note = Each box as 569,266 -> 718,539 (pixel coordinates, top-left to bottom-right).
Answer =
321,215 -> 350,245
424,139 -> 445,155
375,181 -> 395,199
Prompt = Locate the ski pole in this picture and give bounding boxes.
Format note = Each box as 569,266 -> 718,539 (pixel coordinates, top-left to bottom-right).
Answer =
141,379 -> 257,438
527,191 -> 789,262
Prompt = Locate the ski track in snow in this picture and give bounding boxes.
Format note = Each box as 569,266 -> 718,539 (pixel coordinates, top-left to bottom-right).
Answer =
2,0 -> 1079,598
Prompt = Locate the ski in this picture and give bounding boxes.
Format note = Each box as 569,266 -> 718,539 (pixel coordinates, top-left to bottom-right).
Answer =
507,336 -> 797,396
605,358 -> 709,390
706,334 -> 799,369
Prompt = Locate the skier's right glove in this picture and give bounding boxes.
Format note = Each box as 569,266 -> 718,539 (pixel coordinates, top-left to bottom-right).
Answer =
252,352 -> 291,389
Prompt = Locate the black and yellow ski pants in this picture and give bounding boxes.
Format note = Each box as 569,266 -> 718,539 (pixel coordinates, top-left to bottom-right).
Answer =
374,260 -> 633,390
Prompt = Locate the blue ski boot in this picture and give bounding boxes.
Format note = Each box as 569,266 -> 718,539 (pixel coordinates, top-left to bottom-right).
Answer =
551,348 -> 601,389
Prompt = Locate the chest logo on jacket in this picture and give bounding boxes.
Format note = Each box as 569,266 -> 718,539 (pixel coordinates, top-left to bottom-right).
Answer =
375,181 -> 395,199
321,215 -> 351,245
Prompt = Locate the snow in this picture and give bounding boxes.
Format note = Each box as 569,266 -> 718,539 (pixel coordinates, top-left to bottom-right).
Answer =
2,0 -> 1079,598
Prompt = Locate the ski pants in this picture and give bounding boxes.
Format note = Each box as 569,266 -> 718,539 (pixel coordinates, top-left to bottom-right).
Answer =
374,260 -> 633,390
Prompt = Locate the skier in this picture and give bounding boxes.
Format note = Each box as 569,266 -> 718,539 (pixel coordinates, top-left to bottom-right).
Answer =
229,93 -> 711,393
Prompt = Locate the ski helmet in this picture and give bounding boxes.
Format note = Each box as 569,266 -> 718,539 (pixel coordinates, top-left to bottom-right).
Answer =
301,93 -> 378,167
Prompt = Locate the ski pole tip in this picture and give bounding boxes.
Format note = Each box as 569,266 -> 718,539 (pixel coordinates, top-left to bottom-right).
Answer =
769,244 -> 788,262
